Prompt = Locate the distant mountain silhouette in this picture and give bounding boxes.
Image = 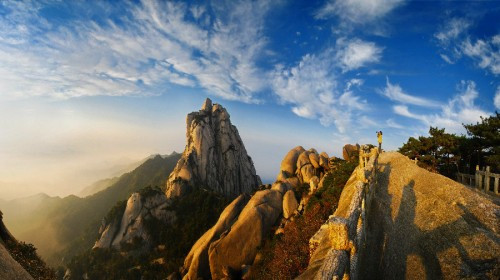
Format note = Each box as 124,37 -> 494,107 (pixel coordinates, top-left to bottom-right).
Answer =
0,153 -> 181,266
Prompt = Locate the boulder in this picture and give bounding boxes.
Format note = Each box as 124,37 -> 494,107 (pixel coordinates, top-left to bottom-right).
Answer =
166,98 -> 261,199
279,146 -> 305,177
296,151 -> 311,171
319,152 -> 329,169
309,176 -> 320,193
208,190 -> 283,279
183,195 -> 249,280
276,170 -> 289,182
283,190 -> 299,219
342,144 -> 359,161
300,164 -> 316,184
309,152 -> 320,169
285,177 -> 301,190
271,181 -> 290,195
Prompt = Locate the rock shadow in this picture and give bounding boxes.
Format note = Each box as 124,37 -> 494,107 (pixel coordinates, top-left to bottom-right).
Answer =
360,162 -> 499,279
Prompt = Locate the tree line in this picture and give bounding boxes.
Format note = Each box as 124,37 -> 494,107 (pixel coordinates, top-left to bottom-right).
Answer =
398,112 -> 499,178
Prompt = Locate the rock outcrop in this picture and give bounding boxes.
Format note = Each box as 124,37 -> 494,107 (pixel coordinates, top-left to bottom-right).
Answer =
208,189 -> 283,279
166,98 -> 261,199
181,189 -> 282,280
182,195 -> 250,280
283,190 -> 298,219
93,190 -> 175,251
182,146 -> 335,279
342,144 -> 359,161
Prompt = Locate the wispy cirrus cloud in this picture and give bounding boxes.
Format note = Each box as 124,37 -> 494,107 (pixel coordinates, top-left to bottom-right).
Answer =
379,77 -> 441,108
271,48 -> 370,133
435,17 -> 499,75
0,0 -> 275,102
435,18 -> 471,45
315,0 -> 404,24
461,35 -> 500,75
393,80 -> 491,133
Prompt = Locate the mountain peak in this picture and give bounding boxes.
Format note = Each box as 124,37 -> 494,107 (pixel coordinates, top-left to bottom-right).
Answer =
166,98 -> 261,198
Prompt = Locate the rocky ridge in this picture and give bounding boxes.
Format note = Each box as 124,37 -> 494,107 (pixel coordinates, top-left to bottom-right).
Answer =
181,145 -> 334,279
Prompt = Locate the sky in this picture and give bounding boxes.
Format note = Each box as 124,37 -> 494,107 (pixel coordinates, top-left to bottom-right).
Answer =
0,0 -> 498,199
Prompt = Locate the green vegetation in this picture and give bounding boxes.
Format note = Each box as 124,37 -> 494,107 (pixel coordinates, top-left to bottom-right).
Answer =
4,240 -> 56,280
65,187 -> 232,280
250,159 -> 357,279
399,112 -> 499,177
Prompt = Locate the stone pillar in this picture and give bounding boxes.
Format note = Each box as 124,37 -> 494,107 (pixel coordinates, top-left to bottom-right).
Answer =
485,166 -> 491,192
475,165 -> 480,189
494,177 -> 499,195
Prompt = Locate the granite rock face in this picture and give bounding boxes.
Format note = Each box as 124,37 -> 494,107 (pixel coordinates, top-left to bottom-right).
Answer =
93,191 -> 175,251
166,98 -> 261,199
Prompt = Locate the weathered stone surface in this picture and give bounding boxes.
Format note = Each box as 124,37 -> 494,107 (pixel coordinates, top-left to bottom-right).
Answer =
309,176 -> 320,193
342,144 -> 359,161
283,190 -> 299,219
166,98 -> 261,199
183,195 -> 249,280
271,181 -> 290,195
296,151 -> 311,171
360,152 -> 500,280
208,189 -> 283,280
319,152 -> 329,169
94,191 -> 175,251
0,243 -> 33,280
285,177 -> 301,190
300,164 -> 316,184
309,152 -> 320,169
279,146 -> 305,177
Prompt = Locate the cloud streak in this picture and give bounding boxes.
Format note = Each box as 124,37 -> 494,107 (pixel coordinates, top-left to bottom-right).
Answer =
393,80 -> 491,133
379,78 -> 441,108
315,0 -> 404,24
0,0 -> 274,102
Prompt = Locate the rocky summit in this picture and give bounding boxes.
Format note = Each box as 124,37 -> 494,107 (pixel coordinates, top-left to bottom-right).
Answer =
166,98 -> 261,199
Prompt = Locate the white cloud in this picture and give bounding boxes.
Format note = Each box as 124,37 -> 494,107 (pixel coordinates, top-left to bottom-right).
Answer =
435,18 -> 470,45
494,86 -> 500,109
336,38 -> 383,72
379,77 -> 441,107
461,36 -> 500,75
271,48 -> 368,133
0,0 -> 274,102
439,53 -> 455,64
393,80 -> 491,134
436,17 -> 499,75
315,0 -> 404,24
386,118 -> 404,129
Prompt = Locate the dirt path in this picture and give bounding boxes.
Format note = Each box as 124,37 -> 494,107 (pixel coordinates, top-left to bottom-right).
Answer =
360,152 -> 500,279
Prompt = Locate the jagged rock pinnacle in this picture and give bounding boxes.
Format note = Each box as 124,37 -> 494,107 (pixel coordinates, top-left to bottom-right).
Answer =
166,98 -> 261,198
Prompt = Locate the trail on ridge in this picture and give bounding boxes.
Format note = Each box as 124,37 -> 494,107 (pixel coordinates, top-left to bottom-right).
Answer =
360,152 -> 499,279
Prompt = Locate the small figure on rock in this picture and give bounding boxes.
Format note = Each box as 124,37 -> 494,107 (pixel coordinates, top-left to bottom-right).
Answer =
377,131 -> 383,152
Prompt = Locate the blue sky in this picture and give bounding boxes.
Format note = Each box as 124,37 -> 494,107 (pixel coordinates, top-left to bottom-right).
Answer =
0,0 -> 498,198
